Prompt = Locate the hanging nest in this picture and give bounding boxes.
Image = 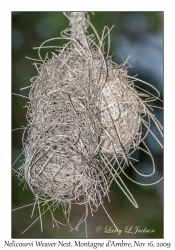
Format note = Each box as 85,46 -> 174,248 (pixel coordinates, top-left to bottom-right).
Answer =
15,12 -> 163,234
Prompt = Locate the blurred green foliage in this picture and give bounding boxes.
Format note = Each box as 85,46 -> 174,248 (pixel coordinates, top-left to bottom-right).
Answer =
12,12 -> 163,239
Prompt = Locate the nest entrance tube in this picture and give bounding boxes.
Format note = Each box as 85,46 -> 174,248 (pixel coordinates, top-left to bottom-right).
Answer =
14,12 -> 163,237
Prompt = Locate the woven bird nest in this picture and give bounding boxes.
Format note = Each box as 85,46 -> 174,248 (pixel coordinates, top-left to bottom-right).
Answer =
15,12 -> 163,235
